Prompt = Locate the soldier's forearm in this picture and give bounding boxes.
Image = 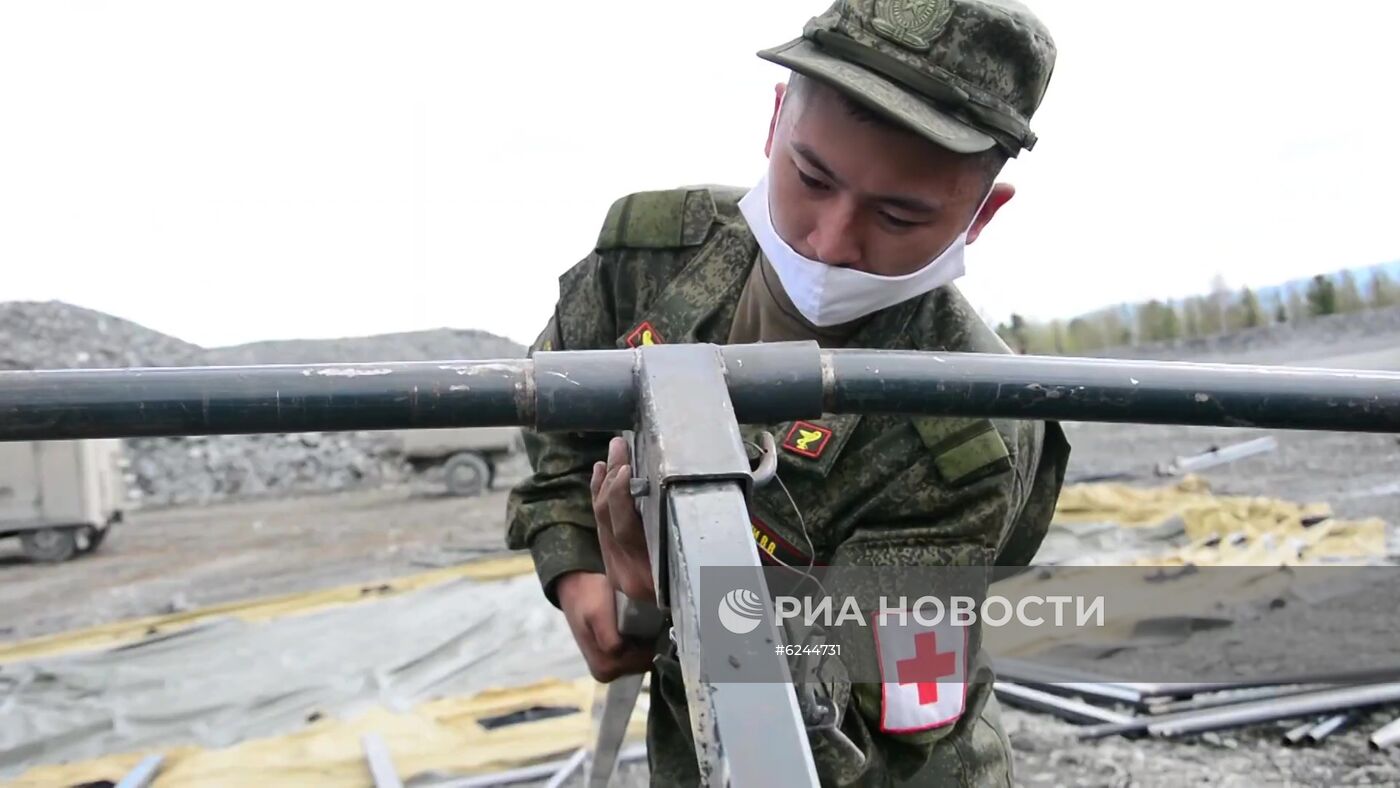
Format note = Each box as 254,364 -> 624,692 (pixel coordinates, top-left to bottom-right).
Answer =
528,523 -> 606,608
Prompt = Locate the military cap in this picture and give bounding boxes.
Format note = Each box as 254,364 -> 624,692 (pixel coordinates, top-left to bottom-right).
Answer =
758,0 -> 1056,156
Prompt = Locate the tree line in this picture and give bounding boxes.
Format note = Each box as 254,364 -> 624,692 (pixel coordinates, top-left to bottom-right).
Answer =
996,267 -> 1398,355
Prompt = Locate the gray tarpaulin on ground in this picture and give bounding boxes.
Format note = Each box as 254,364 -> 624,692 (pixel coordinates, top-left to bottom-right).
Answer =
0,575 -> 583,778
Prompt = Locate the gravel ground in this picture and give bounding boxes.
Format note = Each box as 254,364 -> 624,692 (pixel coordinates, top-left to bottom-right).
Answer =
1061,421 -> 1400,528
1000,421 -> 1400,786
0,480 -> 523,644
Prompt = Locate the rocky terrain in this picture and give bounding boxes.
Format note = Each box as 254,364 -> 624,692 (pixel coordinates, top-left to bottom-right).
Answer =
0,300 -> 200,371
0,300 -> 525,507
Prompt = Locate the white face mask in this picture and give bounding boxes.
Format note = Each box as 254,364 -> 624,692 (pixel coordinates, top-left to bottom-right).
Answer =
738,171 -> 986,327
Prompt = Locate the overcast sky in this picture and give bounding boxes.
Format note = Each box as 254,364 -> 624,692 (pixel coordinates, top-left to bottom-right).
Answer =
2,1 -> 1396,349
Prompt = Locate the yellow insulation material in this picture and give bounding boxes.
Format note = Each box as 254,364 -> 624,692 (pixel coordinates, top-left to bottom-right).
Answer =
1053,475 -> 1387,565
8,676 -> 646,787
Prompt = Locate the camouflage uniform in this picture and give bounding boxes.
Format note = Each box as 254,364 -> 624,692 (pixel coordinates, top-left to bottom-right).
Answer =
507,1 -> 1066,785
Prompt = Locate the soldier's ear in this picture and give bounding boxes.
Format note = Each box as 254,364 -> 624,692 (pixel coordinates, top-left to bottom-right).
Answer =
967,183 -> 1014,245
765,82 -> 786,158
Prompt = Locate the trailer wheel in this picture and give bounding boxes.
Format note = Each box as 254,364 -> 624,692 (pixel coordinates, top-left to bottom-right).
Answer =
80,525 -> 110,554
444,452 -> 490,497
21,527 -> 79,563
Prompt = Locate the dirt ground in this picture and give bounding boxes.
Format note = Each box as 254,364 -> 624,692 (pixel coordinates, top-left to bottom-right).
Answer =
0,481 -> 520,643
3,425 -> 1399,785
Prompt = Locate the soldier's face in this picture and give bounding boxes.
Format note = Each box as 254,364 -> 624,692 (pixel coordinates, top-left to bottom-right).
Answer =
763,80 -> 1012,277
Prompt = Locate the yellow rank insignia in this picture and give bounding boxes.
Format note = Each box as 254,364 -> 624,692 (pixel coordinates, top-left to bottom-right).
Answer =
782,420 -> 833,459
625,321 -> 663,348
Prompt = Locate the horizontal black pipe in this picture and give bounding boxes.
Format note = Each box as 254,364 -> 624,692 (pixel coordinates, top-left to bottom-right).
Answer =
3,345 -> 1400,442
0,360 -> 533,441
825,350 -> 1400,432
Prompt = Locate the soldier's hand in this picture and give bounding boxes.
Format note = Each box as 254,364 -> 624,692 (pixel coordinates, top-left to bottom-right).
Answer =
590,436 -> 656,604
556,570 -> 654,682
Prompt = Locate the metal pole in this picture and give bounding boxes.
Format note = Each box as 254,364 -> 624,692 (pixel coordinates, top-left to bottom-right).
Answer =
361,733 -> 405,788
1282,719 -> 1318,746
115,754 -> 165,788
628,344 -> 819,786
1304,712 -> 1358,743
423,744 -> 650,788
6,345 -> 1400,442
1147,682 -> 1400,739
586,673 -> 644,788
1149,684 -> 1330,717
1370,715 -> 1400,750
1125,664 -> 1400,702
543,747 -> 588,788
990,658 -> 1145,708
993,682 -> 1137,726
0,360 -> 533,441
823,350 -> 1400,432
1081,682 -> 1400,740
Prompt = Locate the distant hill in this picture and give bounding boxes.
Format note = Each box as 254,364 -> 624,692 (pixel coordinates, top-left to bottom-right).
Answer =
0,300 -> 201,370
199,328 -> 525,366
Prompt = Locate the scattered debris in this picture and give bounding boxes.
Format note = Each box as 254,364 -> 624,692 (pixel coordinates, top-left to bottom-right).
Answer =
362,732 -> 404,788
1304,712 -> 1360,744
1371,715 -> 1400,750
1283,718 -> 1318,746
1005,668 -> 1400,752
419,744 -> 649,788
476,706 -> 580,731
114,754 -> 163,788
1155,436 -> 1279,477
542,747 -> 587,788
994,682 -> 1136,726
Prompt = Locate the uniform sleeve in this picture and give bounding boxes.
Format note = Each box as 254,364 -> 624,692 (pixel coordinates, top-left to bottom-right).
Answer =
802,420 -> 1069,785
505,252 -> 619,608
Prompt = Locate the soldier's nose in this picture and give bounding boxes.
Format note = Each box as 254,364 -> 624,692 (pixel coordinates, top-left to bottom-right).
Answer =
807,205 -> 862,269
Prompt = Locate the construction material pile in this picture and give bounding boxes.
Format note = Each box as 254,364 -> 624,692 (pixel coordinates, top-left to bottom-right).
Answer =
0,300 -> 200,371
124,432 -> 412,507
1,300 -> 525,506
993,660 -> 1400,751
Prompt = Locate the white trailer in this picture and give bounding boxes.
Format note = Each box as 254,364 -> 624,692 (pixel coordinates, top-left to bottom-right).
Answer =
390,427 -> 524,497
0,439 -> 126,562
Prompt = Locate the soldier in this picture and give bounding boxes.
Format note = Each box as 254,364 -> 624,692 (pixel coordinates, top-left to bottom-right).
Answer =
507,0 -> 1069,784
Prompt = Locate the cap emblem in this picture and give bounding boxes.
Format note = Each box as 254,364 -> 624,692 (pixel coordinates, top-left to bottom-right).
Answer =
871,0 -> 954,51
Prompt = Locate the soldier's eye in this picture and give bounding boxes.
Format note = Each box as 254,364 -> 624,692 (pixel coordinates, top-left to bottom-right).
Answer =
881,212 -> 920,229
796,169 -> 829,191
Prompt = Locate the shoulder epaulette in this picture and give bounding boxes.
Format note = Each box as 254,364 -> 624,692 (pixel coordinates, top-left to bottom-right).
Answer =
595,188 -> 718,251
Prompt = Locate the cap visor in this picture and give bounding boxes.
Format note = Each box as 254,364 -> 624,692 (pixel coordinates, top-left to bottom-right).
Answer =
758,38 -> 996,155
